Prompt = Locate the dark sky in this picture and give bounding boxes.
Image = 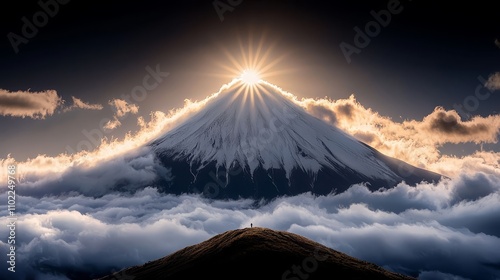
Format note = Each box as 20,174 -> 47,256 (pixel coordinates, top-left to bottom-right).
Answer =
1,3 -> 499,279
0,0 -> 499,159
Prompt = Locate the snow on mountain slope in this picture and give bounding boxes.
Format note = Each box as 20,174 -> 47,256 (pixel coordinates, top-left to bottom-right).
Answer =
151,79 -> 402,185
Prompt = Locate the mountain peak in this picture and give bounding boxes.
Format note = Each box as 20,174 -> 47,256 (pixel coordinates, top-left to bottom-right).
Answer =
97,227 -> 415,280
152,79 -> 398,179
149,80 -> 442,199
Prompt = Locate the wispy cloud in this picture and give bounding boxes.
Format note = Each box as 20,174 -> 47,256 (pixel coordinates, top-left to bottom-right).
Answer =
63,96 -> 103,112
103,118 -> 122,130
109,99 -> 139,118
485,72 -> 500,91
104,99 -> 140,130
0,89 -> 62,119
0,89 -> 105,119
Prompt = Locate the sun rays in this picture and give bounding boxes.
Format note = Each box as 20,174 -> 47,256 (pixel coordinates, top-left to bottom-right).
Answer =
238,68 -> 261,108
240,69 -> 260,85
206,31 -> 293,85
198,32 -> 298,128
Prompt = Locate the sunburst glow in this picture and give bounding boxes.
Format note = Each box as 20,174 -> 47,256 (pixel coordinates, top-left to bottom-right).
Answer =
205,32 -> 295,85
240,69 -> 260,85
202,33 -> 297,116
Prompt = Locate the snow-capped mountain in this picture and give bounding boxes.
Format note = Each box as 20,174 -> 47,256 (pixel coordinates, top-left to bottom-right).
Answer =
150,79 -> 441,199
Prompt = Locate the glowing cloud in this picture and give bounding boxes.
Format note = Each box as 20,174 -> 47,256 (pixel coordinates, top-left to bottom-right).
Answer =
298,94 -> 500,176
485,72 -> 500,91
109,99 -> 139,118
64,96 -> 103,112
104,99 -> 141,130
0,89 -> 62,119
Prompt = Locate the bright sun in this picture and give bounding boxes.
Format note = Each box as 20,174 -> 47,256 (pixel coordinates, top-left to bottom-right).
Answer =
240,69 -> 260,85
207,33 -> 293,86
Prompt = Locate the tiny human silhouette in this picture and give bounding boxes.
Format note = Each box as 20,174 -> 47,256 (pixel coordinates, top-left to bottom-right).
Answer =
251,223 -> 253,228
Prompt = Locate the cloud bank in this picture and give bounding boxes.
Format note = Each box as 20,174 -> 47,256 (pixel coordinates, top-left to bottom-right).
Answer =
1,173 -> 499,280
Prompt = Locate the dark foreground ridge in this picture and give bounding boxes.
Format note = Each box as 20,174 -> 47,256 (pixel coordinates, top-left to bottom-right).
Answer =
97,227 -> 415,280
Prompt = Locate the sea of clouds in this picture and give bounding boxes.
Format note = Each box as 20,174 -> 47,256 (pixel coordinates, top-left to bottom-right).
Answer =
1,164 -> 499,279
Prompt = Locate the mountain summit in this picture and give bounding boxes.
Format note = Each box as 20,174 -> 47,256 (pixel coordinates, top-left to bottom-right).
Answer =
151,79 -> 441,199
97,227 -> 415,280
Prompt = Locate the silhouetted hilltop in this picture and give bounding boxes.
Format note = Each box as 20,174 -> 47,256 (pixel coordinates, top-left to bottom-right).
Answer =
97,227 -> 414,280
